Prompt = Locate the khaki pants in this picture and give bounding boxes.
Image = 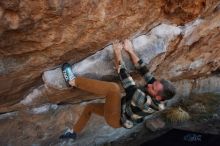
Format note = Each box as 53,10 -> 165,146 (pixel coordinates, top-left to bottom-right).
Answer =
73,77 -> 122,133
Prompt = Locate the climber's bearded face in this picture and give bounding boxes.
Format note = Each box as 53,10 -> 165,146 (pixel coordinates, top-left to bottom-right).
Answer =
147,81 -> 164,101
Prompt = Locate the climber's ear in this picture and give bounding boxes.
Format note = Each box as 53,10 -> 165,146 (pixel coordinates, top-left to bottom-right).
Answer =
155,95 -> 164,101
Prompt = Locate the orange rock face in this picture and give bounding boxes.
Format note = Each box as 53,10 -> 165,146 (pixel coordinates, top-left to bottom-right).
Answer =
1,0 -> 219,107
0,0 -> 220,145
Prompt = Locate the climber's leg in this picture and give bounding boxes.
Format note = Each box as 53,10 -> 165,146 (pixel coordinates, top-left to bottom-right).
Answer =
62,63 -> 122,130
74,76 -> 122,128
73,103 -> 104,133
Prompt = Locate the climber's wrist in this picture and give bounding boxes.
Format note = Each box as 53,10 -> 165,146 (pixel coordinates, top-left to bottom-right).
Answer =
116,59 -> 123,73
127,50 -> 135,58
126,49 -> 134,54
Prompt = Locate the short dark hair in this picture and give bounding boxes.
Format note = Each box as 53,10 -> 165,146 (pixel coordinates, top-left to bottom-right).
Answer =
159,79 -> 176,100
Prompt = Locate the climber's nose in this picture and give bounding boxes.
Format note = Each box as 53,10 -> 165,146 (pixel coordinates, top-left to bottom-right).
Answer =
147,84 -> 151,89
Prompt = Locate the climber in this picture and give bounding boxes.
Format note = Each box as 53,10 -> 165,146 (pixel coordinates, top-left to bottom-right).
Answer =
59,39 -> 176,140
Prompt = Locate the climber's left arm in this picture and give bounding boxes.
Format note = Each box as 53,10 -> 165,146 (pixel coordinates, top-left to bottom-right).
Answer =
134,58 -> 156,84
124,39 -> 156,84
128,49 -> 156,84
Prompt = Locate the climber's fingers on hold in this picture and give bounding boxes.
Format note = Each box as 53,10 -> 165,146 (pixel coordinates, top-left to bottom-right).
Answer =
113,40 -> 123,51
123,39 -> 133,52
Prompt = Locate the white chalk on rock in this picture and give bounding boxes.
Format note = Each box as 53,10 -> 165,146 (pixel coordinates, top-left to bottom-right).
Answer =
43,23 -> 182,90
43,67 -> 68,90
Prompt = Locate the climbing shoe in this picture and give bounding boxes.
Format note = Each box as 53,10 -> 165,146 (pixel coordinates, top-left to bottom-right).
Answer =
62,63 -> 75,86
59,128 -> 77,140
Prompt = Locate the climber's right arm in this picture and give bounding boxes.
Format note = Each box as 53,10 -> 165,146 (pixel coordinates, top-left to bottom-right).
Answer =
118,60 -> 136,90
118,61 -> 139,101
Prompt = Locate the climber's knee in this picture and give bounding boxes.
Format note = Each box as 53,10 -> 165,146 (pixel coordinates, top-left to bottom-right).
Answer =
109,83 -> 120,93
104,112 -> 121,128
105,118 -> 122,128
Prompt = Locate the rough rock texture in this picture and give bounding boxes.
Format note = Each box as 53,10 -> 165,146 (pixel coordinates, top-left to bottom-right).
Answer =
0,0 -> 219,106
0,0 -> 220,146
